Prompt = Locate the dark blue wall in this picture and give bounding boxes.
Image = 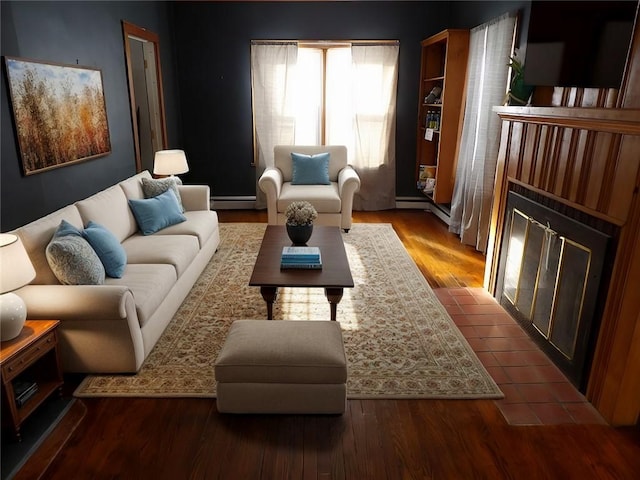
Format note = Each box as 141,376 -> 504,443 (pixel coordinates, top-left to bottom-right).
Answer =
171,0 -> 450,197
1,1 -> 179,230
1,1 -> 527,231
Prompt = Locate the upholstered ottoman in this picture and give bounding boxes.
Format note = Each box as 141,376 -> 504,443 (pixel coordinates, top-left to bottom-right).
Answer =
214,320 -> 347,414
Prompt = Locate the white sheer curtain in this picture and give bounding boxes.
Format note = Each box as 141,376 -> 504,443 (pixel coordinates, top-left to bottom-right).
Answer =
449,13 -> 516,252
347,44 -> 399,210
251,42 -> 399,211
250,42 -> 297,208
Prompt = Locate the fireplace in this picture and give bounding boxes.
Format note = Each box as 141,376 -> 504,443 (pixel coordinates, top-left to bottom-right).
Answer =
496,189 -> 616,389
486,100 -> 640,424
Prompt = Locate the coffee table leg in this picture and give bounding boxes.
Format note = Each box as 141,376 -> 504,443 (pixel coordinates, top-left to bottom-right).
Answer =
260,286 -> 278,319
325,288 -> 344,321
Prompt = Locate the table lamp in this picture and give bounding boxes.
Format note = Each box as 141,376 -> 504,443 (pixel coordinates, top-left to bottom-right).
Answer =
153,149 -> 189,181
0,233 -> 36,341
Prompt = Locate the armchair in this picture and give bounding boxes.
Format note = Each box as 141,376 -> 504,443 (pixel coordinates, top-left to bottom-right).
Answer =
258,145 -> 361,232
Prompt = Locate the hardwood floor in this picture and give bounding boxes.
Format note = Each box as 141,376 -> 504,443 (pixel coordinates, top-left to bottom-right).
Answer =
218,209 -> 487,288
12,210 -> 640,480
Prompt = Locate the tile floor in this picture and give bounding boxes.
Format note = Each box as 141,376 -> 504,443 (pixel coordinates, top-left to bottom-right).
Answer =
434,287 -> 607,426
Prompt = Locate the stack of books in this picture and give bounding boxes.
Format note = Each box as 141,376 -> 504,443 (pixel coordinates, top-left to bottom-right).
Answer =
280,246 -> 322,270
14,378 -> 38,408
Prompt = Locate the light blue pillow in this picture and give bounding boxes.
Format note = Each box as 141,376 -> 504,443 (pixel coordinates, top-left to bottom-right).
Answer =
83,221 -> 127,278
291,152 -> 331,185
46,221 -> 105,285
128,189 -> 186,235
141,177 -> 184,212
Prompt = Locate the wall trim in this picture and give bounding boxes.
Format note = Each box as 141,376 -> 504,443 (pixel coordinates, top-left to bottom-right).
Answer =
210,196 -> 433,210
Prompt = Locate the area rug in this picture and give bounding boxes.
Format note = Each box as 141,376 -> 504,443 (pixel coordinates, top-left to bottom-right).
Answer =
74,223 -> 503,399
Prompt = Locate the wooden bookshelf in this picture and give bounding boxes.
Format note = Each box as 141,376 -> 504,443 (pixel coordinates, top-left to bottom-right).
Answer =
416,29 -> 469,207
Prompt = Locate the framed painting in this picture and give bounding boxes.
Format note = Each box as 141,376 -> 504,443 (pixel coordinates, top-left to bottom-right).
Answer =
4,56 -> 111,175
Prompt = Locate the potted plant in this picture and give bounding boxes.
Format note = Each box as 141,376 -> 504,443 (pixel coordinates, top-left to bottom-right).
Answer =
506,54 -> 534,106
285,201 -> 318,245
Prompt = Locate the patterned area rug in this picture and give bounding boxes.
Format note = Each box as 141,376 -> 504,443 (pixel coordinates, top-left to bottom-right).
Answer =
74,223 -> 503,399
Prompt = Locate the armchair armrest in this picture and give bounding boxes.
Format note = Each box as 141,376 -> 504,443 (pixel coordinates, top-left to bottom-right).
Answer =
178,185 -> 211,211
258,167 -> 284,224
338,166 -> 361,231
338,165 -> 361,196
258,167 -> 283,195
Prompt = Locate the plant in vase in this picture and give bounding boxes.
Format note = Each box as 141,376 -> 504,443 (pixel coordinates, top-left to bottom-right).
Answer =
506,53 -> 534,106
285,201 -> 318,245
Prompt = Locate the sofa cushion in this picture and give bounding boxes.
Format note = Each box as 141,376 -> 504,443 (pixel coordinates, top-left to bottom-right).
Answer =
291,152 -> 331,185
76,184 -> 136,243
278,183 -> 342,213
128,190 -> 186,235
46,221 -> 105,285
83,221 -> 127,278
152,211 -> 219,248
118,170 -> 152,201
121,234 -> 199,277
141,177 -> 185,212
105,263 -> 176,327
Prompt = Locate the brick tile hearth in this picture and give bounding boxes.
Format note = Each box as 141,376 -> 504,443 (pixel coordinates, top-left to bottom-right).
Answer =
434,287 -> 607,426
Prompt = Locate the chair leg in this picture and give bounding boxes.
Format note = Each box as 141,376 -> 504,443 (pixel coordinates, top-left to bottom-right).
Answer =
343,228 -> 350,233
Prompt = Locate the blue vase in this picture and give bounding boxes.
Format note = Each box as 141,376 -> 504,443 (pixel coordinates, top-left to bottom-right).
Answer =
286,224 -> 313,245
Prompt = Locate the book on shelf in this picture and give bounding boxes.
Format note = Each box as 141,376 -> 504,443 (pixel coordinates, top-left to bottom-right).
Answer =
418,165 -> 436,191
14,378 -> 39,408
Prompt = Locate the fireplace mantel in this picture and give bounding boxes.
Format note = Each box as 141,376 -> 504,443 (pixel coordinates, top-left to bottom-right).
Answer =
493,106 -> 640,135
486,105 -> 640,426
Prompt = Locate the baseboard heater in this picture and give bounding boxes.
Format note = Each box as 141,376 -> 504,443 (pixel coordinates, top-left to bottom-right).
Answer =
210,196 -> 256,210
426,201 -> 451,226
211,196 -> 432,210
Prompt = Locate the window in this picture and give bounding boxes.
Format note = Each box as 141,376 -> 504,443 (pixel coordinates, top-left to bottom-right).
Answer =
289,45 -> 395,168
251,40 -> 399,210
291,46 -> 352,148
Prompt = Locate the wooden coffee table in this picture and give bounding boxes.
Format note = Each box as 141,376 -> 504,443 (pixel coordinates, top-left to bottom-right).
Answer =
249,225 -> 354,321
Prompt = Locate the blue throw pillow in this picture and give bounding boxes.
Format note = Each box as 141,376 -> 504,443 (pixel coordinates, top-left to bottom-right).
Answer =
54,219 -> 83,238
141,177 -> 184,212
83,221 -> 127,278
128,189 -> 186,235
291,152 -> 331,185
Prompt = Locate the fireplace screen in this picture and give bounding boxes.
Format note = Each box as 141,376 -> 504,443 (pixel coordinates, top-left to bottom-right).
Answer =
498,192 -> 610,387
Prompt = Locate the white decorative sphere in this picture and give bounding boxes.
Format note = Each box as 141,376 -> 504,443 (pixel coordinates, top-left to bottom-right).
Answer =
0,292 -> 27,341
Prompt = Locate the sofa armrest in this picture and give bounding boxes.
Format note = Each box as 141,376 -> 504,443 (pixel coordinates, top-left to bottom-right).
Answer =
178,185 -> 211,211
16,284 -> 135,320
16,284 -> 145,373
258,167 -> 283,224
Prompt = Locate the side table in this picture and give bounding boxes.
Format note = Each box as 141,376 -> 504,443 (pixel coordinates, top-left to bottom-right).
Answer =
1,320 -> 64,441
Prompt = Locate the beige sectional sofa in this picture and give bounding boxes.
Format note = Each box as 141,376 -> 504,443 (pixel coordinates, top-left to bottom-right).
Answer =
13,171 -> 220,373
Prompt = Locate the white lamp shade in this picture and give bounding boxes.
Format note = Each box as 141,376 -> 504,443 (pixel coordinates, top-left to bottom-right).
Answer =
153,149 -> 189,176
0,233 -> 36,294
